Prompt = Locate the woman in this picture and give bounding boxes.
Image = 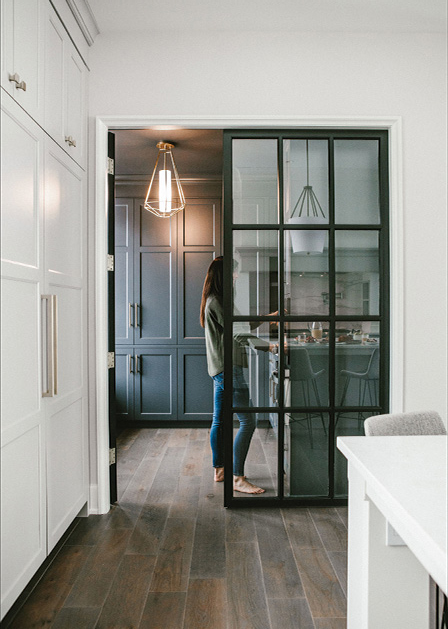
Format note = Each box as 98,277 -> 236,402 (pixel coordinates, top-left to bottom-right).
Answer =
200,256 -> 273,494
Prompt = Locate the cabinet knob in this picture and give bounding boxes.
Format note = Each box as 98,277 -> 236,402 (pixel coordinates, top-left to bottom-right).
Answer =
65,136 -> 77,147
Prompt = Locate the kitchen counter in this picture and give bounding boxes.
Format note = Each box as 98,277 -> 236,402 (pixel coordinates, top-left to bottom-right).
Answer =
338,435 -> 447,628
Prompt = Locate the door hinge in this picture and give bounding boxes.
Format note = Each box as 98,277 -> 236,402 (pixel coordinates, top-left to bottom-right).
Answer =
107,157 -> 114,175
107,254 -> 114,271
109,447 -> 116,466
108,351 -> 115,369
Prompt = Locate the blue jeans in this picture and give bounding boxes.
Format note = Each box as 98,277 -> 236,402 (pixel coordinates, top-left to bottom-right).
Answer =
210,366 -> 255,476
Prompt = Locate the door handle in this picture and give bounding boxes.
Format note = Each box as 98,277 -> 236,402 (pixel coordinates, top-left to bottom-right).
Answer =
129,303 -> 134,327
41,295 -> 57,397
136,355 -> 141,374
129,354 -> 134,373
135,303 -> 140,328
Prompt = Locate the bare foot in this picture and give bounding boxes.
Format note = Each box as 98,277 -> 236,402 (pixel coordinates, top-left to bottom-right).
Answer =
233,475 -> 265,494
214,467 -> 224,482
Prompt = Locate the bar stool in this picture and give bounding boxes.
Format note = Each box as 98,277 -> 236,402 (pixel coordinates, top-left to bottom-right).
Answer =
338,347 -> 379,425
290,348 -> 326,448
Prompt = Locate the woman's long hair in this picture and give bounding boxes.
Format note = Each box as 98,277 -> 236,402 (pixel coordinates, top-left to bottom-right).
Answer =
200,256 -> 223,328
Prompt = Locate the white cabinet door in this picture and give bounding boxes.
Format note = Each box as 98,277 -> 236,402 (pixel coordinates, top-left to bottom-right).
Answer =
43,4 -> 87,168
64,42 -> 86,168
44,140 -> 88,551
44,4 -> 65,147
1,0 -> 44,125
0,98 -> 46,617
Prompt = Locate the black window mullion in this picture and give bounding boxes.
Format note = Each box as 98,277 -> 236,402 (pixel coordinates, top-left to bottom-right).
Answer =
278,138 -> 285,499
328,135 -> 336,498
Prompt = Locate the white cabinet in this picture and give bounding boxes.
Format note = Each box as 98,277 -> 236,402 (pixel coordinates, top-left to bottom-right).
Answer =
1,0 -> 45,124
1,86 -> 88,617
45,4 -> 87,168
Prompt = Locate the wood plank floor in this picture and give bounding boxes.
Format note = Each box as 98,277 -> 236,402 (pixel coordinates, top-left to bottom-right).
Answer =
4,428 -> 348,629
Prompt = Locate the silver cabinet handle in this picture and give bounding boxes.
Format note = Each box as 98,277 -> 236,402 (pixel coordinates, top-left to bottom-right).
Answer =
136,355 -> 141,374
65,135 -> 77,147
52,295 -> 58,395
129,354 -> 134,373
41,295 -> 57,397
129,303 -> 134,327
8,73 -> 26,90
135,303 -> 140,328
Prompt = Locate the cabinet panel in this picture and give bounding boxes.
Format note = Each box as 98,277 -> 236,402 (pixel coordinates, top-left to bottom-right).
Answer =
140,201 -> 173,247
44,6 -> 65,146
115,199 -> 133,344
115,350 -> 134,420
178,349 -> 213,421
136,349 -> 177,421
45,142 -> 84,285
1,279 -> 41,432
1,0 -> 44,124
0,425 -> 46,614
183,200 -> 219,246
65,44 -> 85,167
46,398 -> 86,551
137,251 -> 176,343
181,250 -> 215,341
1,101 -> 41,269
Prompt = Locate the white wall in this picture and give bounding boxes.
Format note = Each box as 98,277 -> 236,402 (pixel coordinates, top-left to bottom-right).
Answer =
88,29 -> 447,463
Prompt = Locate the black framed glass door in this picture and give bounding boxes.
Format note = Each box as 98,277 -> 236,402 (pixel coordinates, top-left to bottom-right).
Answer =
223,130 -> 389,507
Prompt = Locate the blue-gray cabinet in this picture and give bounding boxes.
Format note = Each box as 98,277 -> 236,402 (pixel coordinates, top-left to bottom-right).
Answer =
115,194 -> 221,424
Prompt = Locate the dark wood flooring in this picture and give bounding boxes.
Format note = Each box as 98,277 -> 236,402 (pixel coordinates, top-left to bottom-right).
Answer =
3,428 -> 348,628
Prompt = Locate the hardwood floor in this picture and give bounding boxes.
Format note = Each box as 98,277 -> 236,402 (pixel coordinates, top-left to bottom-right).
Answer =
3,428 -> 347,628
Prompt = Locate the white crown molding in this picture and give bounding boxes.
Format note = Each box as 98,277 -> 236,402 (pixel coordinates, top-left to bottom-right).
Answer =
66,0 -> 100,45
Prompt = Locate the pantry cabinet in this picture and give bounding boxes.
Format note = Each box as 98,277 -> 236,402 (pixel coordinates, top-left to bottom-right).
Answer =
45,3 -> 87,168
1,0 -> 45,124
1,0 -> 90,619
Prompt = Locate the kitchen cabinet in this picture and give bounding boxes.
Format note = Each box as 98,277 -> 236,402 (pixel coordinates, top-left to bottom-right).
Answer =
115,195 -> 220,424
1,0 -> 45,125
1,95 -> 89,616
45,3 -> 87,168
1,0 -> 89,617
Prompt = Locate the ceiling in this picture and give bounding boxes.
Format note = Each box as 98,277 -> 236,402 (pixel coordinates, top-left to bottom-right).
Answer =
114,129 -> 223,177
88,0 -> 446,34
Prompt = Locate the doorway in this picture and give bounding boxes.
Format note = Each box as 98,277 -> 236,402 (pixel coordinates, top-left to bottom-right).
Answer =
111,129 -> 223,499
95,115 -> 403,515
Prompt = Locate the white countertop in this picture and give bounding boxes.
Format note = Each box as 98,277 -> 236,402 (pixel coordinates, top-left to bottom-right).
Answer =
337,435 -> 447,593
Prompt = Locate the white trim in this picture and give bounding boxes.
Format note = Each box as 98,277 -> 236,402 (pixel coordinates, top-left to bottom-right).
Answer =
94,114 -> 404,512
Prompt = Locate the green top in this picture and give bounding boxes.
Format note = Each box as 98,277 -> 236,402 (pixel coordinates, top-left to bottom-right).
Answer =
204,295 -> 270,377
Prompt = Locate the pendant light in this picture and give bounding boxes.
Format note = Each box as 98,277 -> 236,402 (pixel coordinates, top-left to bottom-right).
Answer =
144,142 -> 186,218
288,139 -> 327,254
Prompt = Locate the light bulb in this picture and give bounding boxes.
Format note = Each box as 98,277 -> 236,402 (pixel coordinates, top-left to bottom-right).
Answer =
159,169 -> 172,213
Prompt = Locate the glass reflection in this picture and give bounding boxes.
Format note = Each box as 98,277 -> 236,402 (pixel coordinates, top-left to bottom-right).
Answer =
233,413 -> 278,497
334,411 -> 376,497
285,230 -> 329,315
233,230 -> 278,316
334,139 -> 380,224
284,412 -> 329,497
233,139 -> 278,224
335,231 -> 379,315
335,321 -> 380,408
285,322 -> 329,408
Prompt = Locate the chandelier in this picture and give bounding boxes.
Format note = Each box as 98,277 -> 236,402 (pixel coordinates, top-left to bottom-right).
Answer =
144,142 -> 186,218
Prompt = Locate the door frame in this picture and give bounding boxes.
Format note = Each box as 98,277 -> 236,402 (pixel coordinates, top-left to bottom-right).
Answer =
93,115 -> 404,515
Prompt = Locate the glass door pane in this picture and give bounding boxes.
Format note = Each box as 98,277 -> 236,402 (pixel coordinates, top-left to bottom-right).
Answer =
224,131 -> 388,506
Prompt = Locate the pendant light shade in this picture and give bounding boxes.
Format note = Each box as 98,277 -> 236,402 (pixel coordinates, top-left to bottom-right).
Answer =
288,140 -> 327,255
144,142 -> 186,218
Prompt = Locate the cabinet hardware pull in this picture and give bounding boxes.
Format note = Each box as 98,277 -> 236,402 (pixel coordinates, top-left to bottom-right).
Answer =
135,303 -> 140,328
52,295 -> 58,395
136,355 -> 141,374
129,303 -> 133,327
16,80 -> 26,91
129,354 -> 134,374
41,295 -> 57,397
8,72 -> 20,85
65,135 -> 76,147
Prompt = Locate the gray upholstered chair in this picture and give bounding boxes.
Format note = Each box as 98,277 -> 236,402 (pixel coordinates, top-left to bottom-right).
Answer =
364,409 -> 446,437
